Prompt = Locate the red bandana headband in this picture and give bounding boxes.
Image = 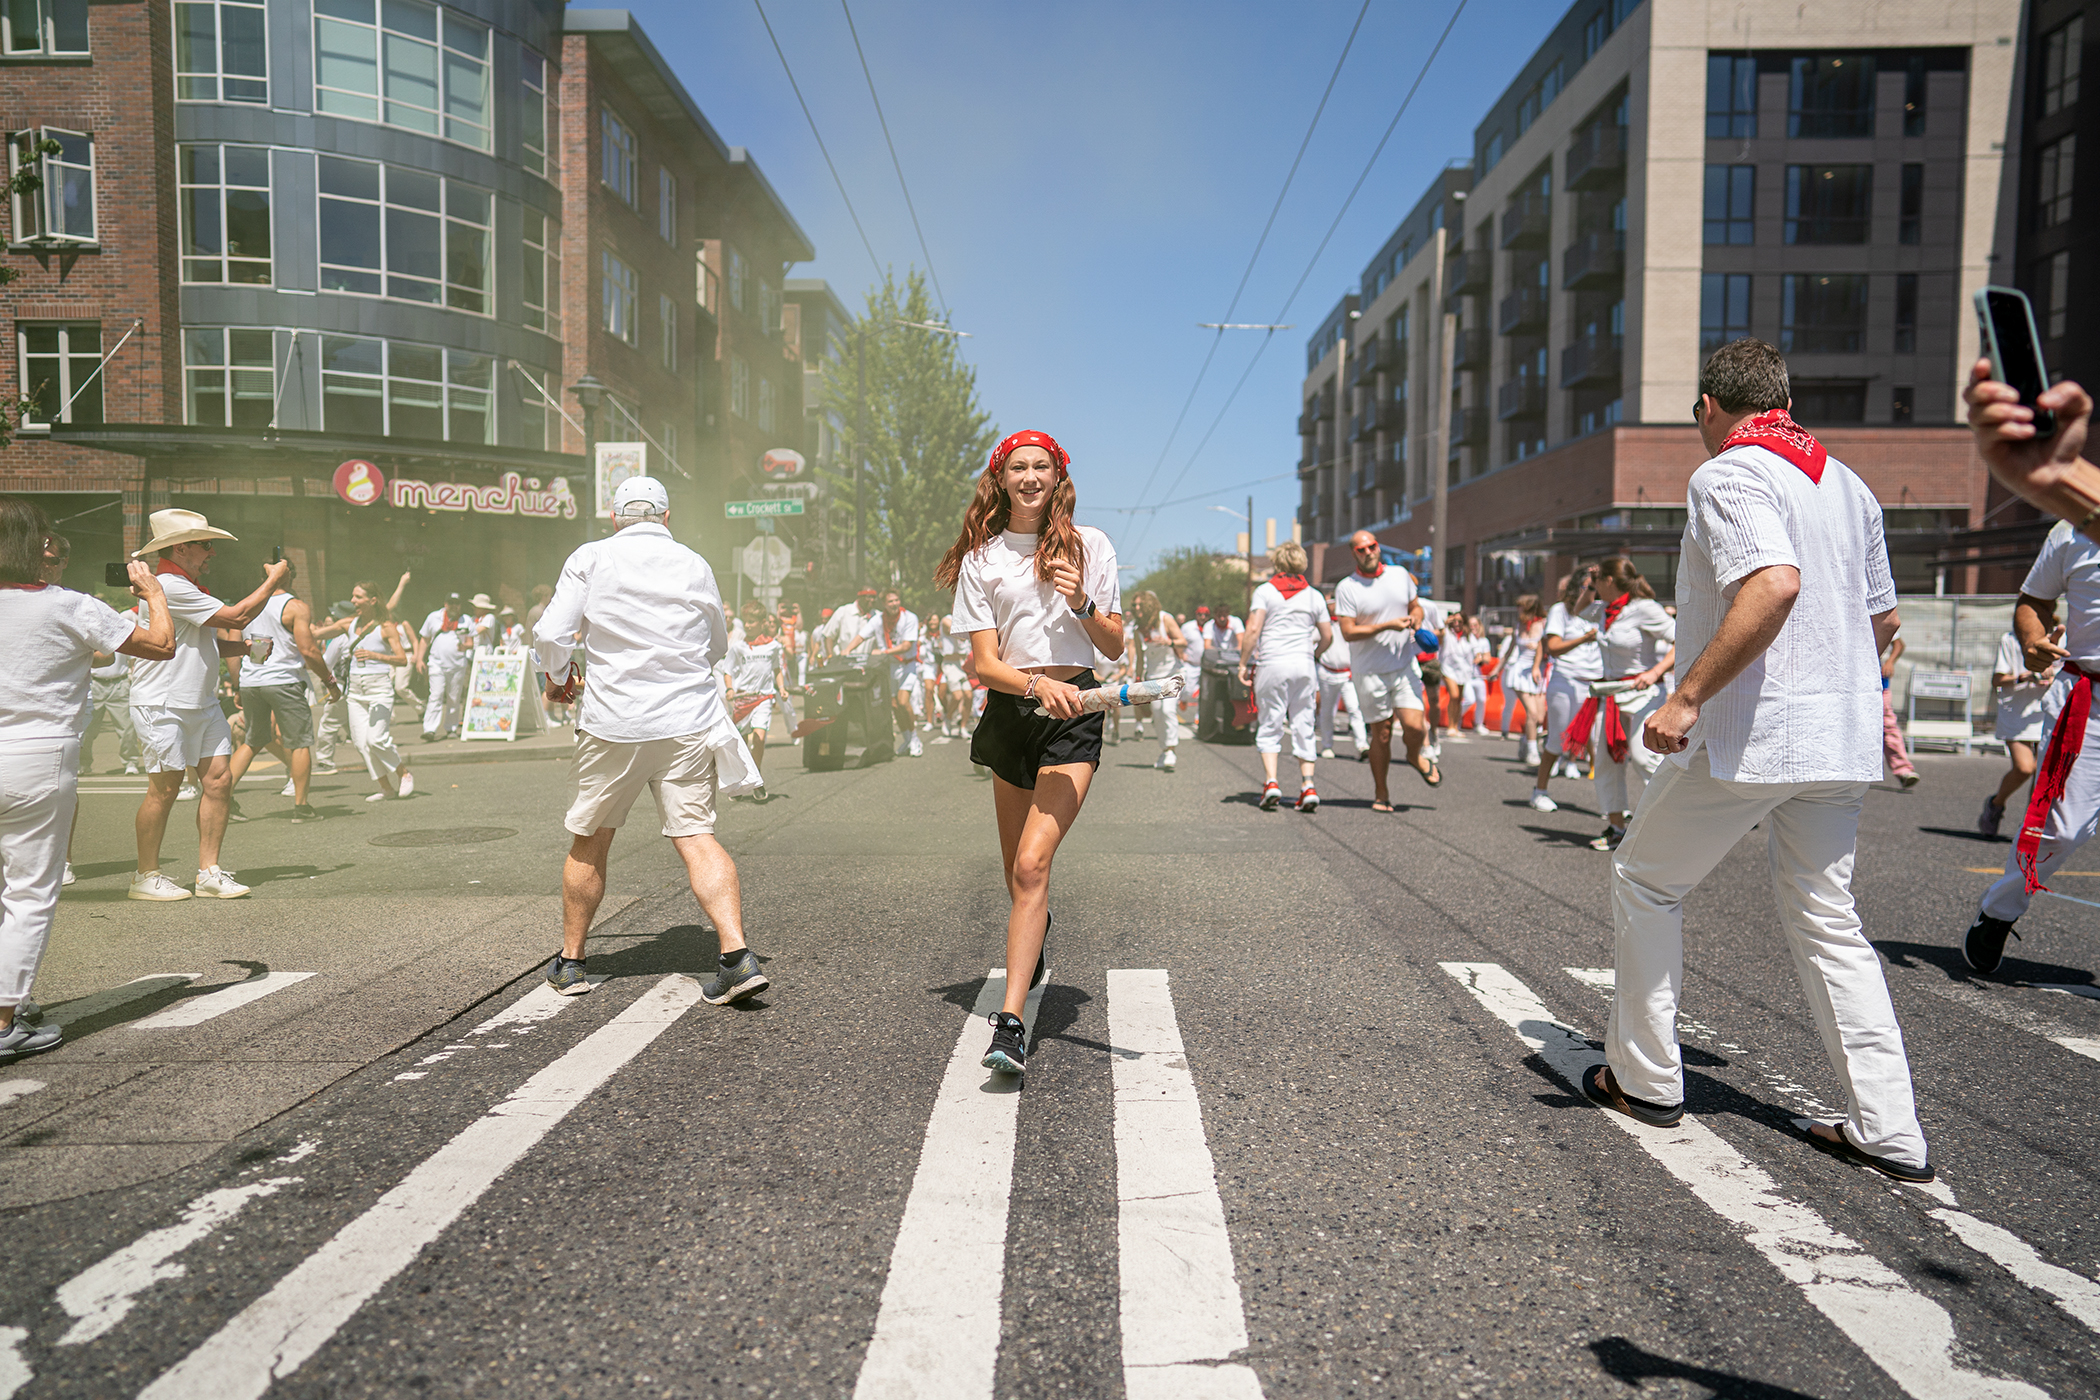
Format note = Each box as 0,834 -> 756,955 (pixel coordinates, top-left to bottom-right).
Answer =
987,430 -> 1070,479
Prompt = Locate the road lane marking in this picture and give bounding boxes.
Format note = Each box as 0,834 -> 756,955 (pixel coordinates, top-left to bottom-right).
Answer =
1905,977 -> 2100,1066
1108,970 -> 1263,1400
853,969 -> 1045,1400
45,976 -> 200,1030
390,981 -> 582,1082
130,973 -> 316,1031
0,1081 -> 43,1109
0,1327 -> 26,1400
1440,962 -> 2048,1400
138,974 -> 702,1400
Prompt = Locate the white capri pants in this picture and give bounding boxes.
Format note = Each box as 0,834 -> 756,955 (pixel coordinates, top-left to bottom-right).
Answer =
1317,667 -> 1369,751
1982,698 -> 2100,923
1592,686 -> 1668,814
1254,663 -> 1319,760
1542,670 -> 1591,757
347,671 -> 405,780
0,737 -> 79,1008
1608,750 -> 1928,1169
1139,660 -> 1180,753
422,655 -> 468,736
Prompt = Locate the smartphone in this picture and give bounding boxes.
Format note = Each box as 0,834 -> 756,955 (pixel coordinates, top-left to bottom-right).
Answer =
1974,285 -> 2056,438
270,545 -> 284,564
105,561 -> 131,588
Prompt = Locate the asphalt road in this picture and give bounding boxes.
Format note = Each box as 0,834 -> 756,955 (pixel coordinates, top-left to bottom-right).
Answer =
2,722 -> 2097,1399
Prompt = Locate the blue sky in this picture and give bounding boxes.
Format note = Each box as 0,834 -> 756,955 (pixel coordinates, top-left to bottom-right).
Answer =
627,0 -> 1574,575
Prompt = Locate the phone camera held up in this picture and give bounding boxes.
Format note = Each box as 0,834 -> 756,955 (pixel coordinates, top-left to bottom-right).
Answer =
104,561 -> 131,589
1975,286 -> 2057,439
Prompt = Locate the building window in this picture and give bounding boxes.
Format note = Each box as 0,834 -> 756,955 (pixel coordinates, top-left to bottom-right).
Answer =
1892,385 -> 1915,423
1902,53 -> 1929,137
2043,17 -> 2083,117
726,245 -> 745,312
659,292 -> 676,370
1790,380 -> 1867,424
730,355 -> 749,418
179,144 -> 271,284
602,249 -> 638,345
1583,10 -> 1609,61
1482,130 -> 1504,171
16,322 -> 100,425
1785,165 -> 1872,244
321,334 -> 491,442
317,157 -> 490,311
1898,163 -> 1924,245
2048,249 -> 2072,339
174,1 -> 265,103
758,278 -> 780,334
2,0 -> 86,55
758,376 -> 776,432
7,128 -> 93,244
183,327 -> 274,427
1706,54 -> 1756,138
662,421 -> 677,468
520,48 -> 554,178
1781,274 -> 1867,354
1699,273 -> 1751,352
658,168 -> 676,244
2039,135 -> 2076,228
313,0 -> 491,150
522,209 -> 560,335
601,109 -> 637,206
1790,54 -> 1875,138
1894,273 -> 1918,354
1703,165 -> 1754,244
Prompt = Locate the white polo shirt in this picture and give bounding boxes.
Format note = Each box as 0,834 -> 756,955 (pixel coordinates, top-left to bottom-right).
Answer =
1332,567 -> 1418,676
2020,520 -> 2100,665
1674,444 -> 1894,783
1598,598 -> 1676,677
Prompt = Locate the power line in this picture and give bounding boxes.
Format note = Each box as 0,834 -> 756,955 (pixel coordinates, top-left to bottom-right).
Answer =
839,0 -> 948,316
1078,470 -> 1297,514
752,0 -> 883,283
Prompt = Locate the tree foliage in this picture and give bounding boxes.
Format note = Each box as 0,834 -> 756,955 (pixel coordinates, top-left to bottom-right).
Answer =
1132,545 -> 1248,621
817,271 -> 997,611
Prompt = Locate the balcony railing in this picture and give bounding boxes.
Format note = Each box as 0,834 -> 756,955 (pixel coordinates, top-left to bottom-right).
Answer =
1563,231 -> 1625,290
1561,335 -> 1623,387
1498,287 -> 1549,335
1496,377 -> 1548,421
1350,336 -> 1383,384
1453,327 -> 1488,368
1446,251 -> 1490,295
1453,405 -> 1491,445
1499,194 -> 1551,250
1566,123 -> 1627,191
1349,408 -> 1377,442
1297,409 -> 1319,436
1379,398 -> 1407,434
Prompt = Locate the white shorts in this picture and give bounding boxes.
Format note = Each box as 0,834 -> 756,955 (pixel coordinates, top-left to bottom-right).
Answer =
132,705 -> 234,774
737,698 -> 775,737
1353,667 -> 1424,723
1542,671 -> 1593,756
941,663 -> 968,688
565,730 -> 724,838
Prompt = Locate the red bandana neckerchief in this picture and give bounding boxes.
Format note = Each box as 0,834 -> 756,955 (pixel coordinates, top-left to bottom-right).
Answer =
0,581 -> 48,591
1355,562 -> 1385,579
1271,573 -> 1311,599
2019,660 -> 2097,892
1720,408 -> 1827,484
154,558 -> 198,586
1561,594 -> 1639,761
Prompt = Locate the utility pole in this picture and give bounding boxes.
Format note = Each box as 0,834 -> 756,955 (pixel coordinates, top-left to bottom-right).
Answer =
854,323 -> 866,590
1245,493 -> 1255,605
1432,226 -> 1453,601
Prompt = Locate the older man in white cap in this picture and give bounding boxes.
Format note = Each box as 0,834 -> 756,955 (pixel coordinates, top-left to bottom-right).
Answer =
127,508 -> 291,901
415,591 -> 473,741
532,476 -> 770,1004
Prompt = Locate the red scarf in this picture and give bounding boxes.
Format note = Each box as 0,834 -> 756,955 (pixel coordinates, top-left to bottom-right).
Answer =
154,558 -> 198,585
0,581 -> 48,591
1356,563 -> 1384,579
1271,573 -> 1310,599
2020,661 -> 2096,892
1602,592 -> 1630,629
1720,408 -> 1827,484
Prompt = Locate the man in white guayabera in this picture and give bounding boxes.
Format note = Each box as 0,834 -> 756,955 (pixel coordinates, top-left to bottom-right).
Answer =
531,476 -> 770,1007
1584,338 -> 1933,1186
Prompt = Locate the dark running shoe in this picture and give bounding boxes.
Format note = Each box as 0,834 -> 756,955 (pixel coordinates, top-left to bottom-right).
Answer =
1589,824 -> 1626,852
1963,913 -> 2019,974
544,953 -> 591,996
702,948 -> 769,1005
982,1012 -> 1026,1074
224,797 -> 250,823
1977,796 -> 2005,838
290,803 -> 322,823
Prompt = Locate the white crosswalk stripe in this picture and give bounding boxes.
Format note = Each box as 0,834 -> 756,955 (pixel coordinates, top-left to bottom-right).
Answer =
1907,977 -> 2100,1066
1441,961 -> 2049,1400
130,973 -> 316,1030
390,981 -> 582,1081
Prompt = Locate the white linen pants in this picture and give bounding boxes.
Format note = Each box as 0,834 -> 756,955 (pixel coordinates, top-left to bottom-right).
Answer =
1608,750 -> 1928,1169
348,672 -> 405,780
1254,664 -> 1318,760
0,738 -> 78,1007
1317,669 -> 1369,751
1982,701 -> 2100,922
1592,687 -> 1667,814
312,690 -> 348,768
422,655 -> 469,736
1542,670 -> 1589,756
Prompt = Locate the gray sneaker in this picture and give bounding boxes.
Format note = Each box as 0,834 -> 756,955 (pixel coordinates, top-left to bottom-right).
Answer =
701,948 -> 769,1004
0,1019 -> 62,1062
544,953 -> 591,996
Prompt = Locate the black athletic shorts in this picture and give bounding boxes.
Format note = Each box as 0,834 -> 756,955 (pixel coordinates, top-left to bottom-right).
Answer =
971,670 -> 1103,789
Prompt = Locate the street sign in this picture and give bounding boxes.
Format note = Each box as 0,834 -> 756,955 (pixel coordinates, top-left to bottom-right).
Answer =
725,499 -> 805,518
738,536 -> 793,587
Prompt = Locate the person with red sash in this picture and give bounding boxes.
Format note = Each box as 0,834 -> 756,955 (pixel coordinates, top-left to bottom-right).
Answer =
1239,541 -> 1333,810
1587,339 -> 1932,1184
1565,556 -> 1675,851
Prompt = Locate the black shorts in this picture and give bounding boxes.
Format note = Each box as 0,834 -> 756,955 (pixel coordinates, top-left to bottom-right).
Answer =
971,670 -> 1103,789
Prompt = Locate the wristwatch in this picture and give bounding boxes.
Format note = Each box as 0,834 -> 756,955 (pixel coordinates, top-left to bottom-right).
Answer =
1074,596 -> 1098,618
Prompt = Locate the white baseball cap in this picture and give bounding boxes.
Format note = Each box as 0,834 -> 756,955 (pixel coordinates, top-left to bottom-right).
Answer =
612,475 -> 670,516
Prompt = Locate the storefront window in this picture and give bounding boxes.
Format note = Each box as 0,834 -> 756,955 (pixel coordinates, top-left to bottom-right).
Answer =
184,327 -> 275,427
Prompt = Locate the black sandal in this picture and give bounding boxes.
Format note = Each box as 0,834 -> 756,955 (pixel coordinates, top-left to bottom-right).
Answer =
1581,1063 -> 1684,1127
1801,1121 -> 1935,1184
1416,758 -> 1442,788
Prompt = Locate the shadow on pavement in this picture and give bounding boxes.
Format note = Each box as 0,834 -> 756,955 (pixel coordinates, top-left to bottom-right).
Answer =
1518,824 -> 1605,849
1589,1338 -> 1822,1399
1918,825 -> 2004,844
1877,938 -> 2096,989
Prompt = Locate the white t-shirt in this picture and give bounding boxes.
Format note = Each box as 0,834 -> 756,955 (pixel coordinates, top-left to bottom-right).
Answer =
2020,520 -> 2100,664
1181,618 -> 1206,670
2,585 -> 138,740
1128,614 -> 1184,680
1544,601 -> 1604,683
951,526 -> 1122,669
92,604 -> 138,679
857,609 -> 923,671
726,635 -> 785,695
1202,617 -> 1243,666
1992,630 -> 2054,742
1674,444 -> 1894,783
421,608 -> 469,661
322,633 -> 350,683
128,571 -> 228,709
1318,630 -> 1352,674
1597,597 -> 1676,677
1332,567 -> 1418,676
1247,582 -> 1326,669
1437,628 -> 1478,684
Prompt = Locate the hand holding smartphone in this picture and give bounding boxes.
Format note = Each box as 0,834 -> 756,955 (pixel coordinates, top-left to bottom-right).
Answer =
1974,286 -> 2056,438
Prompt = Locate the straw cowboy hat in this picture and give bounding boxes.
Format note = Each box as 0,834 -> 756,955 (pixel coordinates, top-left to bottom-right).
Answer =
133,508 -> 237,558
469,592 -> 497,611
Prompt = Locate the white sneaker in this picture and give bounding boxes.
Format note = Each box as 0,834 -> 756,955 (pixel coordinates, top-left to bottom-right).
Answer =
1473,726 -> 1491,737
280,779 -> 296,798
312,764 -> 338,776
1320,746 -> 1336,759
128,870 -> 193,902
1161,750 -> 1176,771
123,763 -> 142,776
176,784 -> 200,801
366,790 -> 389,803
61,863 -> 75,887
1552,757 -> 1569,779
194,866 -> 250,899
397,770 -> 415,797
1529,789 -> 1559,813
909,730 -> 924,758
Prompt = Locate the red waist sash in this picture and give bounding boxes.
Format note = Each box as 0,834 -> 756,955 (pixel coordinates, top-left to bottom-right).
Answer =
2019,660 -> 2095,893
1562,676 -> 1642,763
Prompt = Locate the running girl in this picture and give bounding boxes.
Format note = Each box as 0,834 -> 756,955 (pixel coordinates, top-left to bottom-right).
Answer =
938,430 -> 1123,1076
1499,594 -> 1547,766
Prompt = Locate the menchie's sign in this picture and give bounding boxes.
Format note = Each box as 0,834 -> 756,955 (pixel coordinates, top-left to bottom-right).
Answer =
386,471 -> 578,519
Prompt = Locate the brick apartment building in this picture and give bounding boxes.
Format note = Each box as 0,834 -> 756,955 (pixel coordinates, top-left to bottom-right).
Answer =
1298,0 -> 2016,608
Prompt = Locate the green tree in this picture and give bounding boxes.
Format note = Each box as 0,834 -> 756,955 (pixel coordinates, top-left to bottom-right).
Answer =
819,271 -> 997,611
1133,545 -> 1247,620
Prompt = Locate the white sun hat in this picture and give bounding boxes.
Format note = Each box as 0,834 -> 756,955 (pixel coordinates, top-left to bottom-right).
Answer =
132,508 -> 237,558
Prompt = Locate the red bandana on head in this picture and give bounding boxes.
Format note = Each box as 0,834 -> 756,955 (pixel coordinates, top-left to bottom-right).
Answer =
1721,408 -> 1827,484
987,430 -> 1070,479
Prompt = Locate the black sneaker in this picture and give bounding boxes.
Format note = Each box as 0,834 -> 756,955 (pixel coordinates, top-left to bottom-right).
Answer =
1963,913 -> 2019,974
290,803 -> 322,823
1589,824 -> 1626,851
225,797 -> 250,823
1976,796 -> 2005,838
544,953 -> 591,996
982,1012 -> 1026,1074
702,948 -> 769,1004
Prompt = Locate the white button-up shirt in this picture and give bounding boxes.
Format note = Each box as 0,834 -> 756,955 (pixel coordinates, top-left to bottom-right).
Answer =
1674,444 -> 1894,783
532,522 -> 734,744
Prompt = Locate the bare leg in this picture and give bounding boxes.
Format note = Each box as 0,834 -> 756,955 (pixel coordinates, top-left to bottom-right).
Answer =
290,746 -> 312,804
746,730 -> 767,775
1367,716 -> 1394,806
561,828 -> 615,958
1399,708 -> 1429,771
1996,741 -> 2038,808
1258,750 -> 1280,785
136,770 -> 182,872
993,764 -> 1093,1017
194,753 -> 234,870
669,833 -> 746,954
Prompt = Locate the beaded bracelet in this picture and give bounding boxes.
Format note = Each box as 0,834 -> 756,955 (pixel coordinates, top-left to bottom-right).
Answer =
1022,674 -> 1042,702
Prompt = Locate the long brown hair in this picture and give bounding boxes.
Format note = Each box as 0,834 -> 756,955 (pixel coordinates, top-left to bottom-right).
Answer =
0,496 -> 52,585
1515,592 -> 1543,622
934,463 -> 1084,590
1596,555 -> 1656,601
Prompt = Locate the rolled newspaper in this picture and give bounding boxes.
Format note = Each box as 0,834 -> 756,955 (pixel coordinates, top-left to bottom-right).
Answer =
1032,674 -> 1185,717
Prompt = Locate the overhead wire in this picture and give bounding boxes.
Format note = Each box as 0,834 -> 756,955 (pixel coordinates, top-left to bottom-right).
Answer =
752,0 -> 884,284
838,0 -> 949,317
